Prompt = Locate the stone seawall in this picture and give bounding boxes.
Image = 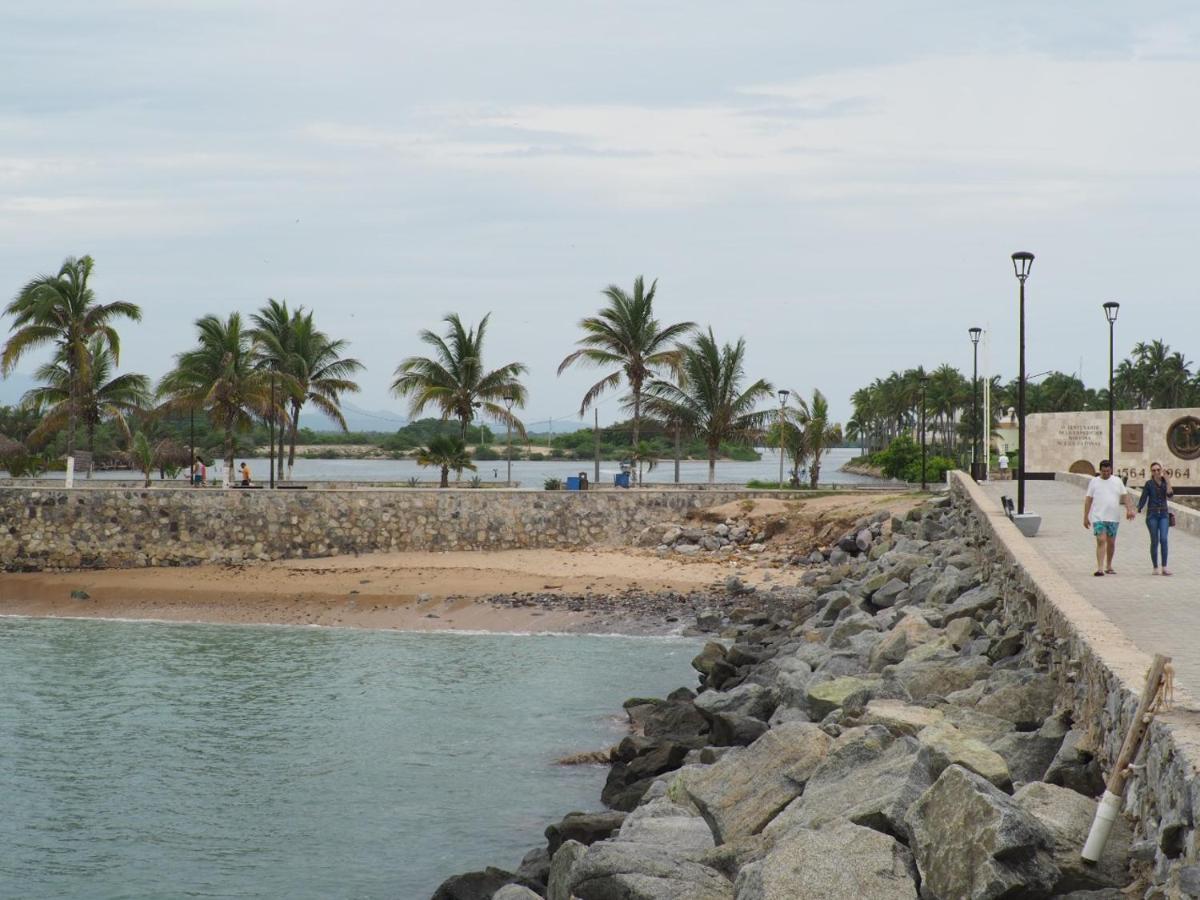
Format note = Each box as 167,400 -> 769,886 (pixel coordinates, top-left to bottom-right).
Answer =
0,486 -> 791,570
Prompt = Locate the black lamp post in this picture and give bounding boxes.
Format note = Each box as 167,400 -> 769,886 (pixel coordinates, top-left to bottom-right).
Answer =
189,407 -> 195,487
969,327 -> 982,480
1011,251 -> 1034,514
777,389 -> 790,489
503,395 -> 514,486
1103,301 -> 1120,466
919,374 -> 929,490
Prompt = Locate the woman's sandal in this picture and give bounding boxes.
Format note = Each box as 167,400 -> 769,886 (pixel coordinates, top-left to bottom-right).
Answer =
1094,571 -> 1104,577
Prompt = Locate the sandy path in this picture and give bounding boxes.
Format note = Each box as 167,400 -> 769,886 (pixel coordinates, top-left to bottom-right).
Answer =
0,549 -> 753,634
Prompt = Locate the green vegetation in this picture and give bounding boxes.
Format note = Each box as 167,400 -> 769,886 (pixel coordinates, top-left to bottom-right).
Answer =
858,435 -> 956,485
416,434 -> 475,488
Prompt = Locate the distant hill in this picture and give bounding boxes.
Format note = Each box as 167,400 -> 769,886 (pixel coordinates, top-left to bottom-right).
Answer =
301,401 -> 409,433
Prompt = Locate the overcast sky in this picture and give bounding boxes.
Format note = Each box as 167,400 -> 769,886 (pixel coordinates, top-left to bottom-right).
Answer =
3,2 -> 1199,430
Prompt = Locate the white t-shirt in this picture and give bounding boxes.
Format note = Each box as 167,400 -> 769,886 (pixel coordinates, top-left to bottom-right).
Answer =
998,454 -> 1009,470
1086,475 -> 1128,522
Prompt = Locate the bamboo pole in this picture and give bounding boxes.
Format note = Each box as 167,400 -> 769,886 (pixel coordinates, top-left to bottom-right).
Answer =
1081,653 -> 1171,863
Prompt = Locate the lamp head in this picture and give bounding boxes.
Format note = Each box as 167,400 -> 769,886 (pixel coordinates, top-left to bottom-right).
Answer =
778,389 -> 790,405
1103,301 -> 1120,324
1011,251 -> 1035,280
968,326 -> 982,345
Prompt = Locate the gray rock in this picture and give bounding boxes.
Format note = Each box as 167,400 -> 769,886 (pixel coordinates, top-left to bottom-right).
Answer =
887,658 -> 992,701
926,568 -> 972,606
805,675 -> 879,719
734,821 -> 918,899
906,765 -> 1059,900
856,528 -> 873,552
827,611 -> 880,648
943,583 -> 1000,621
515,846 -> 550,888
693,683 -> 776,722
989,714 -> 1069,785
766,726 -> 933,840
675,543 -> 701,556
708,713 -> 770,747
492,886 -> 540,900
432,867 -> 523,900
871,577 -> 908,608
724,574 -> 751,595
1013,781 -> 1133,892
1043,729 -> 1105,797
617,798 -> 715,860
546,811 -> 627,855
568,841 -> 733,900
681,722 -> 831,842
974,673 -> 1057,730
916,721 -> 1012,790
692,642 -> 727,676
829,547 -> 849,565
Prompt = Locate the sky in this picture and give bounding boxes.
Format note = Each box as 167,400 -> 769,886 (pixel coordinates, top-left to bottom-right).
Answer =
3,1 -> 1199,431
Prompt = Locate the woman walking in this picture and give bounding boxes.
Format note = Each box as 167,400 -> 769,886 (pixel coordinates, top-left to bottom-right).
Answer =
1137,462 -> 1174,575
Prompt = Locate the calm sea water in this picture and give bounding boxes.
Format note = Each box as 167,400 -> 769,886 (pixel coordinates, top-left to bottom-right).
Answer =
26,446 -> 887,487
0,618 -> 700,899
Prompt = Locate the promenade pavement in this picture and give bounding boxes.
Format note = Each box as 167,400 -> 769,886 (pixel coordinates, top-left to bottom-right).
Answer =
979,478 -> 1200,697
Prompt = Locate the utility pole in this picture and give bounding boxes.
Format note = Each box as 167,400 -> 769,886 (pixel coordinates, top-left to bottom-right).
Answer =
594,409 -> 600,484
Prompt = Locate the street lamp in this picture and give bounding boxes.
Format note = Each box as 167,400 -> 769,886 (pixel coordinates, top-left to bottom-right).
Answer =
1103,302 -> 1120,466
268,370 -> 276,489
919,374 -> 929,491
503,395 -> 514,486
777,389 -> 790,489
969,327 -> 982,480
1011,251 -> 1034,514
189,406 -> 195,488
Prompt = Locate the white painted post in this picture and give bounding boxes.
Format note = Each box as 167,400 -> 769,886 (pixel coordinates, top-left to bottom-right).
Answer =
65,456 -> 75,489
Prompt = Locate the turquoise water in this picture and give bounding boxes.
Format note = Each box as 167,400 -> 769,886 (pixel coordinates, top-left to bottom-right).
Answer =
0,618 -> 700,899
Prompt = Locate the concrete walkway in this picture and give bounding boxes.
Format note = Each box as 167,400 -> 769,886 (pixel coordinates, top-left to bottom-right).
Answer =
980,478 -> 1200,696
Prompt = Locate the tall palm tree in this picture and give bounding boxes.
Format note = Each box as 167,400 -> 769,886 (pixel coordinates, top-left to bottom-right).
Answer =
22,338 -> 150,454
642,328 -> 772,483
157,313 -> 267,482
417,434 -> 475,488
392,313 -> 527,441
796,389 -> 841,488
558,277 -> 694,450
2,255 -> 142,457
250,299 -> 364,481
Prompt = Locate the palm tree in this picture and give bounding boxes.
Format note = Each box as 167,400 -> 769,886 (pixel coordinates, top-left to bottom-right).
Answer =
130,432 -> 155,488
158,313 -> 267,483
796,389 -> 841,489
21,337 -> 150,455
417,434 -> 476,487
392,313 -> 527,442
642,328 -> 772,483
2,255 -> 142,457
250,299 -> 364,481
558,277 -> 694,450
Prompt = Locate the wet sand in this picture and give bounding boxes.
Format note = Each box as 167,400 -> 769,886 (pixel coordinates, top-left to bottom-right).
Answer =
0,549 -> 762,634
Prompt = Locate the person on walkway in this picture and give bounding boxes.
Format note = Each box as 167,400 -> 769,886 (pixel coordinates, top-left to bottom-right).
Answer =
240,461 -> 252,487
998,452 -> 1009,480
1137,462 -> 1174,575
192,458 -> 203,486
1084,459 -> 1135,576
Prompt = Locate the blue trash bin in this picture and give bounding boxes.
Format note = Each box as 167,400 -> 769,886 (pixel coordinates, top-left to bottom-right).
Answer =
613,472 -> 631,488
565,476 -> 581,491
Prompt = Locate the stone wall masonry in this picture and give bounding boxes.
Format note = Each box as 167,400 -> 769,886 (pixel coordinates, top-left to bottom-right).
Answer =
0,485 -> 792,570
951,470 -> 1200,889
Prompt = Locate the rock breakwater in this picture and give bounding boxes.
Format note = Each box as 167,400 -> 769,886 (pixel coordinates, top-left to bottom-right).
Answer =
433,493 -> 1146,900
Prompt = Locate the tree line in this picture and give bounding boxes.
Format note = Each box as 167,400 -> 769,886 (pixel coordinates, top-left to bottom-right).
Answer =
1,259 -> 842,485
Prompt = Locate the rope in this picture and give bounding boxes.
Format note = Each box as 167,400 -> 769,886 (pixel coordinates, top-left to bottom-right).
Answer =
1150,663 -> 1176,713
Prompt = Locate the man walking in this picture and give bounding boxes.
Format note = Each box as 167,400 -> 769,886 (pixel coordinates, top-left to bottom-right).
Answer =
1084,459 -> 1135,576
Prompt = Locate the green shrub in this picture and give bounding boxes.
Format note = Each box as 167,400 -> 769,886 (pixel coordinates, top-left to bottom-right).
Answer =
543,477 -> 563,491
472,447 -> 501,461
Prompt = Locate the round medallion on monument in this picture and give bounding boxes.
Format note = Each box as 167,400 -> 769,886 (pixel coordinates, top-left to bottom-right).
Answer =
1166,416 -> 1200,460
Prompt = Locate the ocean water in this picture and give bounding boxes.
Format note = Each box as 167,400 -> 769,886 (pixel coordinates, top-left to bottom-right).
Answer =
0,618 -> 700,899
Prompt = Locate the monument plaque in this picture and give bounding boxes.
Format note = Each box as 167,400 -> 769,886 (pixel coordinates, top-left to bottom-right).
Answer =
1168,416 -> 1200,461
1121,424 -> 1143,453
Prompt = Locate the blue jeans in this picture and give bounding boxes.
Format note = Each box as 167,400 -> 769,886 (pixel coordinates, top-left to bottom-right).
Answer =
1147,512 -> 1170,567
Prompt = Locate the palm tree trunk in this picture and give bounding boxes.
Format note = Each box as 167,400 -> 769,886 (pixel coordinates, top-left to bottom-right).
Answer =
66,363 -> 77,459
224,424 -> 234,487
287,400 -> 300,481
673,423 -> 681,484
631,385 -> 641,485
440,464 -> 449,488
708,444 -> 717,484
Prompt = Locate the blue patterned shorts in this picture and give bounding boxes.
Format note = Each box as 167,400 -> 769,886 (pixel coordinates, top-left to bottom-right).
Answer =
1092,521 -> 1119,538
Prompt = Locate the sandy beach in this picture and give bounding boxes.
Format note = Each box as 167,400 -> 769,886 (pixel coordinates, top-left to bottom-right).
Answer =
0,548 -> 763,634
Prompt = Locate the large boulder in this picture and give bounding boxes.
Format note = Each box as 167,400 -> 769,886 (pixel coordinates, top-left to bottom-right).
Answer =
867,615 -> 936,671
906,765 -> 1059,899
916,721 -> 1012,790
432,867 -> 527,900
1013,782 -> 1133,893
989,714 -> 1069,786
733,820 -> 919,899
805,675 -> 879,719
859,699 -> 945,736
1043,728 -> 1105,797
624,698 -> 709,743
546,811 -> 627,855
547,840 -> 587,900
568,841 -> 733,900
492,887 -> 540,900
888,658 -> 992,701
766,726 -> 932,841
616,798 -> 716,860
681,722 -> 831,842
973,673 -> 1058,730
693,683 -> 776,722
942,583 -> 1000,622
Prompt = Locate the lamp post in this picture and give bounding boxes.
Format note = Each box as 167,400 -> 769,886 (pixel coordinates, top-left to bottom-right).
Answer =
1011,251 -> 1034,514
919,374 -> 929,491
503,395 -> 514,486
189,407 -> 195,488
1103,302 -> 1120,466
969,327 -> 982,480
777,389 -> 790,489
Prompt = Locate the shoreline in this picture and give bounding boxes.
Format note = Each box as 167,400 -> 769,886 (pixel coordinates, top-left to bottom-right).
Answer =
0,548 -> 767,636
